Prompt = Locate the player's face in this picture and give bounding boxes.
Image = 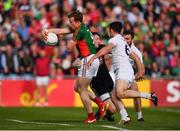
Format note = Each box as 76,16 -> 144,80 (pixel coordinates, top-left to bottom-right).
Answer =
124,34 -> 132,45
69,17 -> 81,30
93,35 -> 101,47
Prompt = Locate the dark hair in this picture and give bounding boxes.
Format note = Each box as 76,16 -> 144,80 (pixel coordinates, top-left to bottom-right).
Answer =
91,32 -> 100,37
123,30 -> 134,39
68,10 -> 83,22
109,21 -> 123,33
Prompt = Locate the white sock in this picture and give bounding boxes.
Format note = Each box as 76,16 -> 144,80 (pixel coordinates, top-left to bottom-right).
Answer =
140,92 -> 151,99
120,108 -> 128,120
137,111 -> 143,119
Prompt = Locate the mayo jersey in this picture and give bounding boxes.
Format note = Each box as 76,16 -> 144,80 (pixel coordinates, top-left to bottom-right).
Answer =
109,34 -> 132,69
75,23 -> 96,58
129,43 -> 143,66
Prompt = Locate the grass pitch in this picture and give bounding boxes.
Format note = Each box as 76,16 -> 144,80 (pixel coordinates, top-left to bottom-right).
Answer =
0,107 -> 180,130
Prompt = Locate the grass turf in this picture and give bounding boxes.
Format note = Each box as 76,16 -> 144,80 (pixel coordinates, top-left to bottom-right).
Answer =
0,107 -> 180,130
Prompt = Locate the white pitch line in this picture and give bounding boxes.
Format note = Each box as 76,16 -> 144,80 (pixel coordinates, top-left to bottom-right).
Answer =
6,119 -> 73,127
100,125 -> 128,130
154,108 -> 180,114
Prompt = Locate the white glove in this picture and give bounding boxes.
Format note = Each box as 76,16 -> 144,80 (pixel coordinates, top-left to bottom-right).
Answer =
72,58 -> 82,69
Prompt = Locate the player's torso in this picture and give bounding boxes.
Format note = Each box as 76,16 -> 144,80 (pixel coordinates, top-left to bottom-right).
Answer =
75,23 -> 96,58
129,44 -> 143,66
110,35 -> 132,68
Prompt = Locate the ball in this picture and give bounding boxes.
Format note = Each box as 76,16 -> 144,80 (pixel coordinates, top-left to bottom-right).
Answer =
45,32 -> 58,46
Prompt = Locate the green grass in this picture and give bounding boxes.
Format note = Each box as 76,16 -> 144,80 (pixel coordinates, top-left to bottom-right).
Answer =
0,107 -> 180,130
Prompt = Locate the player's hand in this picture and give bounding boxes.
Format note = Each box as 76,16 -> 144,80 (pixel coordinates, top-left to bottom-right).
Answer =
72,58 -> 82,69
41,29 -> 48,41
135,73 -> 144,82
87,57 -> 95,69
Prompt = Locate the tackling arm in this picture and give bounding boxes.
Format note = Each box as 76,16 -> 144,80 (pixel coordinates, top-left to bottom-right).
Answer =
88,43 -> 114,65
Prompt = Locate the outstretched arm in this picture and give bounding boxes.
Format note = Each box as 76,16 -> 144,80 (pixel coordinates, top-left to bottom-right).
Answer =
41,27 -> 73,41
88,43 -> 114,65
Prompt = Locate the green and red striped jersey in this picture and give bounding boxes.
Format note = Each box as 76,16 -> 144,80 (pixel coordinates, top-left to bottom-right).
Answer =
75,23 -> 96,58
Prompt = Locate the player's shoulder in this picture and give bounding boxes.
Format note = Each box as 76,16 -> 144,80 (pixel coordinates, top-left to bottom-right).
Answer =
131,44 -> 142,53
109,34 -> 126,44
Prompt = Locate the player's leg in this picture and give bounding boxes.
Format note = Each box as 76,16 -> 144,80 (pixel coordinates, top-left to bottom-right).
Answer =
75,78 -> 106,119
35,77 -> 41,106
102,98 -> 116,122
76,77 -> 96,123
43,77 -> 49,106
116,80 -> 158,106
111,85 -> 130,124
130,82 -> 144,121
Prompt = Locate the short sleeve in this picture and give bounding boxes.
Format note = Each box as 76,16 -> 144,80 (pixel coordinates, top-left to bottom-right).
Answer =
109,38 -> 117,46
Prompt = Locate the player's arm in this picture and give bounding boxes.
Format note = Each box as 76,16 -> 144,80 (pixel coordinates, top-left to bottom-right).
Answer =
139,53 -> 145,75
67,39 -> 77,52
140,62 -> 145,76
129,52 -> 144,81
88,43 -> 114,65
41,27 -> 73,41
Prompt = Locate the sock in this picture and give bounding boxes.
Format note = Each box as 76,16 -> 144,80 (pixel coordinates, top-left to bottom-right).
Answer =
88,112 -> 95,119
140,93 -> 151,99
120,108 -> 128,120
137,111 -> 143,119
93,97 -> 102,107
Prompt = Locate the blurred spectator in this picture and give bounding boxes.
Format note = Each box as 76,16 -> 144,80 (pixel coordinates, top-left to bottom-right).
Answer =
143,50 -> 152,76
16,17 -> 29,42
156,50 -> 169,69
1,45 -> 19,75
34,49 -> 49,106
162,67 -> 173,79
0,0 -> 179,79
172,58 -> 180,78
151,62 -> 161,78
170,51 -> 179,68
50,47 -> 62,78
17,49 -> 33,75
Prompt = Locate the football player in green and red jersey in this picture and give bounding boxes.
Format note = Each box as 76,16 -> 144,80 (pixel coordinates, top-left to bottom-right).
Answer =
41,10 -> 106,124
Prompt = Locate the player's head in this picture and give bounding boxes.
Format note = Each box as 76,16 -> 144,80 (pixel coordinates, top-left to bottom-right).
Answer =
68,10 -> 83,30
39,49 -> 46,57
123,30 -> 134,45
92,32 -> 101,48
109,21 -> 123,37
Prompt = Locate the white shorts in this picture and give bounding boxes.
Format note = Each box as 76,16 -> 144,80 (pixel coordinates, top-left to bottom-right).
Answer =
109,69 -> 116,87
114,66 -> 135,83
78,54 -> 100,79
36,76 -> 49,87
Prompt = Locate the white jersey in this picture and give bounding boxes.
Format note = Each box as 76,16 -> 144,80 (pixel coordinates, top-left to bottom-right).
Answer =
129,43 -> 143,66
109,34 -> 134,82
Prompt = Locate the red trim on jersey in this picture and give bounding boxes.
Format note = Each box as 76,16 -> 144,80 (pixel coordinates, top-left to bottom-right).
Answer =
77,40 -> 90,57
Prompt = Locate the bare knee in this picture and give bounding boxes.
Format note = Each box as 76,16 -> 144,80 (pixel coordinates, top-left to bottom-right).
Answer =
117,91 -> 126,99
130,83 -> 138,91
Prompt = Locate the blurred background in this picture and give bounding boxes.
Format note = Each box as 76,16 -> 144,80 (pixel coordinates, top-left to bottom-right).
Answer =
0,0 -> 179,107
0,0 -> 179,79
